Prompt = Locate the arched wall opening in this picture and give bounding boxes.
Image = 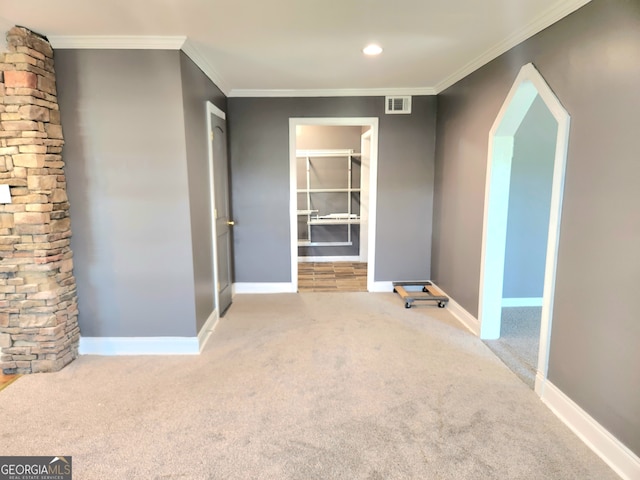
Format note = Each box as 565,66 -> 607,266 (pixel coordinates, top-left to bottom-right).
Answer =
478,63 -> 570,397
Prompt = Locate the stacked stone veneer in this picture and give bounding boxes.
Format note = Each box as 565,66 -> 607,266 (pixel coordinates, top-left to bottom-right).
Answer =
0,27 -> 79,374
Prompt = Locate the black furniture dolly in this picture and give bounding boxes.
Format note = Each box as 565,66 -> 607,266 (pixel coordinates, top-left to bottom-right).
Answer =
392,281 -> 449,309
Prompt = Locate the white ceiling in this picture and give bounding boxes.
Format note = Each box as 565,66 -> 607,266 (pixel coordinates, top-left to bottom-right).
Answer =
0,0 -> 590,96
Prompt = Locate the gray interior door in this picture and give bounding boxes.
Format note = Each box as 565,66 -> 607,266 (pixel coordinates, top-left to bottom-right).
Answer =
211,112 -> 233,315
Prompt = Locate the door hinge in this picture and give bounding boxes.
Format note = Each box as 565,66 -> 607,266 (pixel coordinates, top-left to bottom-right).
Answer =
210,131 -> 215,141
217,282 -> 221,291
214,208 -> 218,219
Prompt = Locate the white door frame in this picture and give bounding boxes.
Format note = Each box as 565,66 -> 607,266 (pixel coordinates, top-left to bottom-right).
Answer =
359,129 -> 372,263
289,118 -> 379,292
478,63 -> 570,397
206,101 -> 227,321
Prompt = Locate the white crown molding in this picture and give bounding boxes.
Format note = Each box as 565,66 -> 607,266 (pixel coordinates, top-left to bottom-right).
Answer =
47,35 -> 187,50
181,38 -> 230,96
43,0 -> 589,98
45,35 -> 231,95
434,0 -> 592,93
228,87 -> 437,98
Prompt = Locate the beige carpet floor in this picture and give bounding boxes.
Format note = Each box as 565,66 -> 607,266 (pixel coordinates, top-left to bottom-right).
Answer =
484,307 -> 542,389
0,293 -> 617,479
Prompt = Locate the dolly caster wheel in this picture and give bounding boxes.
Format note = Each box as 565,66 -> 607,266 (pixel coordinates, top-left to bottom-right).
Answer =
438,302 -> 446,308
405,302 -> 412,309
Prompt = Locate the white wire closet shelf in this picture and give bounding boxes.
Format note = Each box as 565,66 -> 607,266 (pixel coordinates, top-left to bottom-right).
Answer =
297,149 -> 361,247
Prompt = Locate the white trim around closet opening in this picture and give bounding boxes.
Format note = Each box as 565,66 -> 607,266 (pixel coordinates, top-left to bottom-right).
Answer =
289,118 -> 379,292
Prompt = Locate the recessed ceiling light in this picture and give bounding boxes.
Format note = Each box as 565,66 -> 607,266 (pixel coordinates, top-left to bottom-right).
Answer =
363,44 -> 383,56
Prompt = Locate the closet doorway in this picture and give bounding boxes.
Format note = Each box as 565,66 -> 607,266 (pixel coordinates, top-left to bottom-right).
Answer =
289,118 -> 379,292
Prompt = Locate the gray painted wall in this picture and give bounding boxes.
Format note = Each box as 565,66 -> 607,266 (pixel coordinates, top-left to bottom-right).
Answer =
502,96 -> 556,298
179,52 -> 228,332
296,125 -> 362,151
433,0 -> 640,454
228,96 -> 436,283
56,50 -> 199,337
296,126 -> 362,257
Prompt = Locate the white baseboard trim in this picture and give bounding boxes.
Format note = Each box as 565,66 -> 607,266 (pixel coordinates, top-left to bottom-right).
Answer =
434,284 -> 481,335
298,256 -> 361,263
233,282 -> 296,294
369,281 -> 394,292
197,309 -> 219,352
79,336 -> 200,355
542,381 -> 640,480
535,370 -> 546,397
502,297 -> 543,307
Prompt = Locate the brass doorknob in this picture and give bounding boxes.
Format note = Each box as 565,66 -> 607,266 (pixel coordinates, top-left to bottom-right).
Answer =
227,221 -> 235,226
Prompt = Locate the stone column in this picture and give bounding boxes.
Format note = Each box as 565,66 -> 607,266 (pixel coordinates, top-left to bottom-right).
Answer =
0,27 -> 79,373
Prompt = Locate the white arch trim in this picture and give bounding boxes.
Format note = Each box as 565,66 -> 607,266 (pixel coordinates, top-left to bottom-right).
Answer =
478,63 -> 570,397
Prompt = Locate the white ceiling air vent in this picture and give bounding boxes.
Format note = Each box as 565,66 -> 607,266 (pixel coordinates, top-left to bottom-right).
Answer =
385,96 -> 412,114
